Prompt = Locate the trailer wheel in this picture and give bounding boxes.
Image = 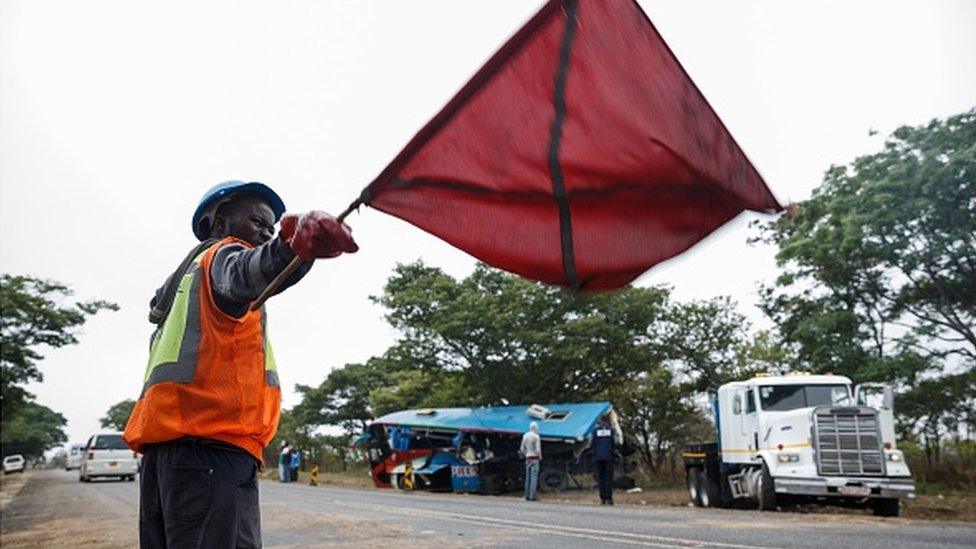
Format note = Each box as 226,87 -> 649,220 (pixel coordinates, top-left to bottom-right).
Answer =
872,498 -> 899,517
757,461 -> 777,511
687,467 -> 703,507
699,469 -> 721,508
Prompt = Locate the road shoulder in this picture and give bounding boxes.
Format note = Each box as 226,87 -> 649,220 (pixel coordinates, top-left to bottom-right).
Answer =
0,470 -> 33,511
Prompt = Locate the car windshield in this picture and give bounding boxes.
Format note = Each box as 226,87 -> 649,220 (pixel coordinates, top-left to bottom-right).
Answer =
758,384 -> 850,411
92,435 -> 128,450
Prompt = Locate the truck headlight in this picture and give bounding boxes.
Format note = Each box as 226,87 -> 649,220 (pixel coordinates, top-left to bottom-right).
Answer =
886,452 -> 903,462
777,453 -> 799,463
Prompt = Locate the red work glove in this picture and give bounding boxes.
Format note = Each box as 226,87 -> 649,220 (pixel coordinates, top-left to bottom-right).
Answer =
279,211 -> 359,260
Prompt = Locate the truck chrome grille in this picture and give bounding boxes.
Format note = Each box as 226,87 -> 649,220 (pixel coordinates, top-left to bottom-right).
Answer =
813,407 -> 885,476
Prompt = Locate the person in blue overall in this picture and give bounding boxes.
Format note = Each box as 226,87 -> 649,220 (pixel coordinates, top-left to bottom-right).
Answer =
290,446 -> 300,482
592,414 -> 620,505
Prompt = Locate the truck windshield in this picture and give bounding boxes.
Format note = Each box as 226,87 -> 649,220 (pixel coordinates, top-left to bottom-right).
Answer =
758,385 -> 850,411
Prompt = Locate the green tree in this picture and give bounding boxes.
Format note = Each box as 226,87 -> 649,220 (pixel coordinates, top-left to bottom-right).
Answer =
1,400 -> 67,459
49,449 -> 68,469
615,367 -> 711,475
654,297 -> 763,392
1,274 -> 118,417
321,434 -> 354,472
368,368 -> 470,418
100,399 -> 136,431
756,110 -> 976,456
373,262 -> 668,405
292,358 -> 399,435
266,408 -> 320,467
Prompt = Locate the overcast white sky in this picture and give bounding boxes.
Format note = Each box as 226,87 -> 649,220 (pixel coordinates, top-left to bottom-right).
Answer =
1,0 -> 974,447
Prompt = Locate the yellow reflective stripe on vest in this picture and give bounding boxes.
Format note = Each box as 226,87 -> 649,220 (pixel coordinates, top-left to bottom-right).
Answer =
141,264 -> 203,396
260,309 -> 279,388
140,248 -> 280,396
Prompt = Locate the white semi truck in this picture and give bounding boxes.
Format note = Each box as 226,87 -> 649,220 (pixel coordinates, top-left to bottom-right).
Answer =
682,373 -> 915,516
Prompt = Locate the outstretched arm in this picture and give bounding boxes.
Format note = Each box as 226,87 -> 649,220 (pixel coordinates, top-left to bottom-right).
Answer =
209,237 -> 313,317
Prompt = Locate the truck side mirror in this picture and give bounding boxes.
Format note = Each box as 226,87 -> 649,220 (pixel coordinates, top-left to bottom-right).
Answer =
732,394 -> 742,414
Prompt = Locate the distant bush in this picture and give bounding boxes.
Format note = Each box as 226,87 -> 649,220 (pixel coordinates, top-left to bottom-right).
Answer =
900,439 -> 976,491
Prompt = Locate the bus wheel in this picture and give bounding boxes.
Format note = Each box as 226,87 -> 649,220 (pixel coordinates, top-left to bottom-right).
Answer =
687,467 -> 703,507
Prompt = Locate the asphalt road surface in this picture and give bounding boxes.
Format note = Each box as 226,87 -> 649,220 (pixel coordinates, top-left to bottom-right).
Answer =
2,470 -> 975,548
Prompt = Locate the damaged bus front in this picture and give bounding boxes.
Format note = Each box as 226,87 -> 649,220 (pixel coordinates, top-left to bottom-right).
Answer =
354,402 -> 636,495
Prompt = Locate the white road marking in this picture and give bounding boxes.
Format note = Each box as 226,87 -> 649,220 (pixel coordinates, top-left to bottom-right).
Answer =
324,497 -> 783,549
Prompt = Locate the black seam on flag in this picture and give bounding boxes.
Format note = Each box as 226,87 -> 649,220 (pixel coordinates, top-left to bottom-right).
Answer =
549,0 -> 579,291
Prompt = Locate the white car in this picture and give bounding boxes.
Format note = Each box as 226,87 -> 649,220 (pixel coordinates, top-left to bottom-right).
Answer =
79,433 -> 138,482
65,443 -> 86,471
3,454 -> 26,474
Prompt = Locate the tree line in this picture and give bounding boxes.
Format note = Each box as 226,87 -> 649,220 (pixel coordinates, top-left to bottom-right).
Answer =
1,275 -> 116,459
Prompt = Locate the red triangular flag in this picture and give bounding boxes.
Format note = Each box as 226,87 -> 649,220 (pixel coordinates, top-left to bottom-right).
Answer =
361,0 -> 781,290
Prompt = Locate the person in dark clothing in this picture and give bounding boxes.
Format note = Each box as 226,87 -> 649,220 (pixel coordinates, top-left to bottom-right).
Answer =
591,412 -> 623,505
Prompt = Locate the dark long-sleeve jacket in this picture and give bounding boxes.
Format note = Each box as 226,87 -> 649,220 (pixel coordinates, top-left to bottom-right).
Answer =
151,236 -> 312,320
591,421 -> 616,462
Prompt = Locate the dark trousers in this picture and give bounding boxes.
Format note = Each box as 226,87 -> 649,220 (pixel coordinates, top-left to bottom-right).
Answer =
596,459 -> 614,502
139,439 -> 261,548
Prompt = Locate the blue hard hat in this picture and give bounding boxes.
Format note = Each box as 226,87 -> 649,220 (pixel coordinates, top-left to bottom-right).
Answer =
192,180 -> 286,241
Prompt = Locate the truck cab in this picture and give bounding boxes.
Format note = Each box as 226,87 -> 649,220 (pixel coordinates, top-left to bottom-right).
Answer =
684,374 -> 915,516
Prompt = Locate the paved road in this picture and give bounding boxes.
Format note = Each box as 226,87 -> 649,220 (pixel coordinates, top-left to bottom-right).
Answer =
2,470 -> 975,548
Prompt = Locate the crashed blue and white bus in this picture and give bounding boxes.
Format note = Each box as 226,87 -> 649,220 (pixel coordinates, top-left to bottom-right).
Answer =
354,402 -> 636,494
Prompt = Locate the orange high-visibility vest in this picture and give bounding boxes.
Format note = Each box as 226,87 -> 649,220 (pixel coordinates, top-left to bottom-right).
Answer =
124,237 -> 280,462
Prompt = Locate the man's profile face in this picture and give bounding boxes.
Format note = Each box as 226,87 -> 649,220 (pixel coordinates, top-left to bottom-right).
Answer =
212,194 -> 276,246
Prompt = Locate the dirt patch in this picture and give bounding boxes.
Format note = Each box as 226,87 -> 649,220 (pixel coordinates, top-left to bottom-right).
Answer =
1,471 -> 137,548
318,471 -> 976,523
0,470 -> 33,511
880,493 -> 975,522
1,516 -> 136,548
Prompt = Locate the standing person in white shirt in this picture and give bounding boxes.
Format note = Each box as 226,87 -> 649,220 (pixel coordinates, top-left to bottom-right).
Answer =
520,422 -> 542,501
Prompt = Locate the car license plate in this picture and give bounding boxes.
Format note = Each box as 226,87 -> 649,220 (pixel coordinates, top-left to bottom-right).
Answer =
108,461 -> 118,467
839,485 -> 870,496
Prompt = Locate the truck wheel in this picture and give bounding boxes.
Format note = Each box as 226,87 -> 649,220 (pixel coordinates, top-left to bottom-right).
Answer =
872,498 -> 899,517
699,469 -> 721,508
757,462 -> 777,511
687,467 -> 703,507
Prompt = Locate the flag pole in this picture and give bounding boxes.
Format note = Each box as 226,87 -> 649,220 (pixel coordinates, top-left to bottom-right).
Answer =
249,199 -> 362,311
